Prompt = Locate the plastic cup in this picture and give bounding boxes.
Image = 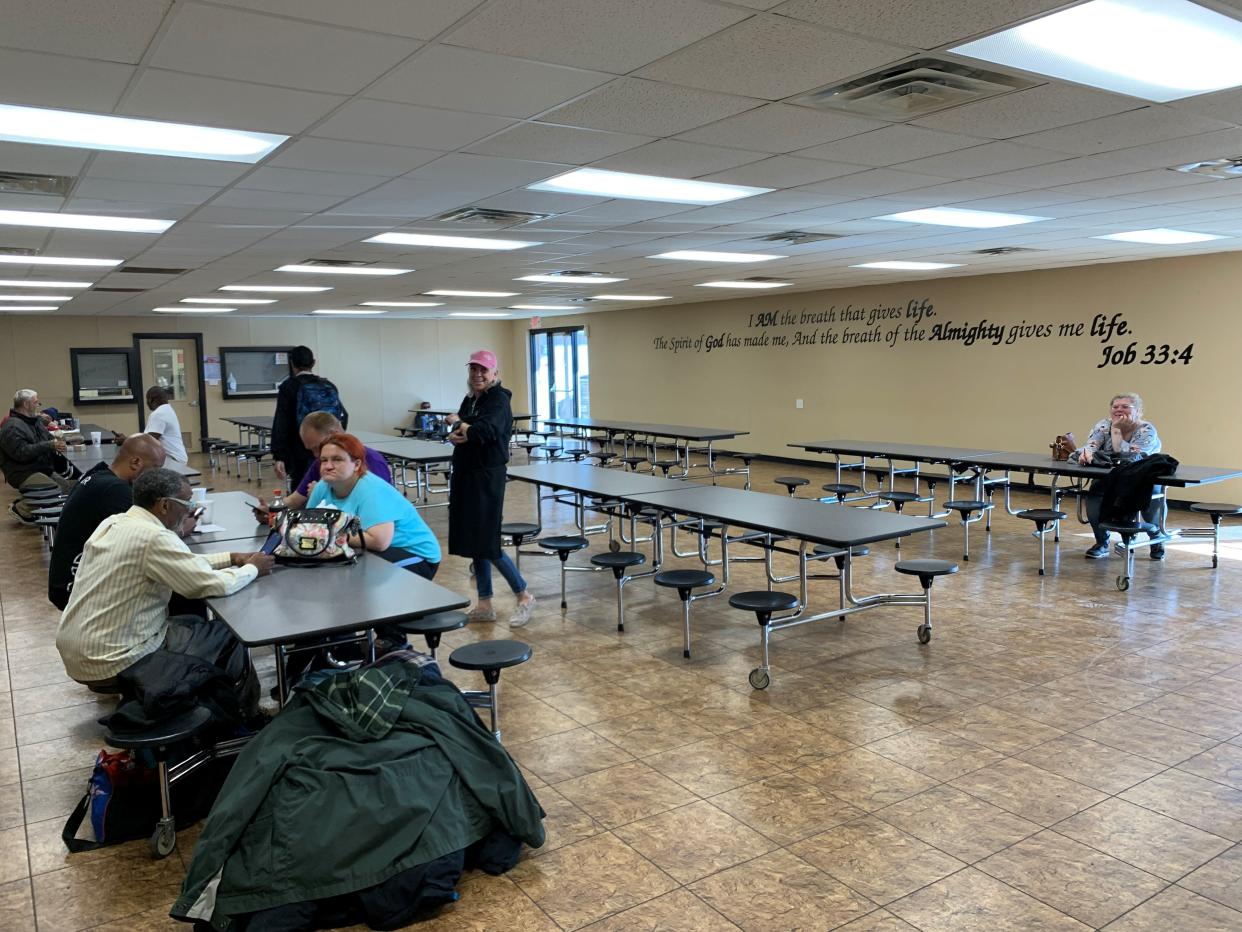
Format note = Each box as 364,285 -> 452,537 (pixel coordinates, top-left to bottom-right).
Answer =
192,486 -> 207,504
89,431 -> 102,446
198,500 -> 214,526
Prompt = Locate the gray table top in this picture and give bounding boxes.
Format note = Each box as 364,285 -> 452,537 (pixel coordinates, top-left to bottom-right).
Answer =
507,462 -> 699,497
792,439 -> 1000,462
193,552 -> 470,647
65,444 -> 201,478
187,490 -> 270,545
544,417 -> 748,441
73,423 -> 115,442
974,451 -> 1242,487
222,416 -> 274,430
350,429 -> 403,445
626,484 -> 945,547
369,437 -> 455,463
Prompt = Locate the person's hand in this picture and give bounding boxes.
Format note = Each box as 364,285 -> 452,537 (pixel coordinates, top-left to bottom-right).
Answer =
305,480 -> 316,498
274,460 -> 287,479
178,509 -> 201,537
448,425 -> 469,445
1080,449 -> 1094,465
242,552 -> 275,576
250,503 -> 271,525
444,414 -> 459,426
52,439 -> 67,453
1112,415 -> 1138,438
112,431 -> 126,443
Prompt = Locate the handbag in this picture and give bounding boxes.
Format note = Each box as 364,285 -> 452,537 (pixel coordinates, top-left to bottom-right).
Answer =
1050,433 -> 1076,461
273,507 -> 363,565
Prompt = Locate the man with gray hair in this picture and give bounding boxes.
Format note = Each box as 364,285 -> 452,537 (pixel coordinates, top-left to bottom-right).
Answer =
56,468 -> 272,700
1,387 -> 73,524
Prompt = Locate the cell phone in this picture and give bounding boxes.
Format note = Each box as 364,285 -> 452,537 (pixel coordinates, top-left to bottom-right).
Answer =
260,530 -> 282,555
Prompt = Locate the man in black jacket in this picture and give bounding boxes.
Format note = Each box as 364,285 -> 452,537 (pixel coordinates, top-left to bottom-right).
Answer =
1,388 -> 73,523
270,345 -> 347,485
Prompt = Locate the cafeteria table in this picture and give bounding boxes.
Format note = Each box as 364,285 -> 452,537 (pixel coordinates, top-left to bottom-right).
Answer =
64,443 -> 201,480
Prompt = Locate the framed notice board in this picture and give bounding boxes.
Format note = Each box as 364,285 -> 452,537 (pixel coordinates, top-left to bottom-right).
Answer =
70,347 -> 138,405
220,346 -> 293,399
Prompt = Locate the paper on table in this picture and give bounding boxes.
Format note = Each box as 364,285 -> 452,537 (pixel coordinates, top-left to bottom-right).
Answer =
194,523 -> 227,533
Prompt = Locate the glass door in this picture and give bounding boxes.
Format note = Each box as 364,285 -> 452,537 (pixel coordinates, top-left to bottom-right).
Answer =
529,327 -> 589,422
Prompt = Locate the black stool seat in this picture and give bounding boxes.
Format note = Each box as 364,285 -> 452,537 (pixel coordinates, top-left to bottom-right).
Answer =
774,476 -> 809,494
621,456 -> 647,466
590,551 -> 646,570
698,520 -> 724,533
1100,521 -> 1159,534
501,521 -> 541,538
945,500 -> 990,512
396,610 -> 468,637
655,569 -> 715,590
1017,508 -> 1067,523
448,639 -> 532,672
105,705 -> 213,749
879,491 -> 921,503
1190,502 -> 1242,515
821,483 -> 861,496
895,559 -> 959,580
812,544 -> 870,558
729,590 -> 799,613
539,535 -> 589,553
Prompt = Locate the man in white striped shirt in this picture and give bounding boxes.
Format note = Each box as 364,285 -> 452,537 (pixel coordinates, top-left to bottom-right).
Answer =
56,468 -> 273,695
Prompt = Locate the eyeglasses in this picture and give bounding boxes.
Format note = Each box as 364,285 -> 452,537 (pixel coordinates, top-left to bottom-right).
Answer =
164,496 -> 205,519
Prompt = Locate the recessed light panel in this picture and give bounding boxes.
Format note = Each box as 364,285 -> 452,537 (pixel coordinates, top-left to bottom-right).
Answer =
312,309 -> 386,315
181,297 -> 275,304
220,285 -> 332,293
879,207 -> 1047,228
529,168 -> 771,205
651,250 -> 784,263
0,209 -> 173,234
592,294 -> 672,301
696,280 -> 792,289
0,279 -> 91,288
0,294 -> 72,301
365,232 -> 540,250
0,305 -> 57,311
361,301 -> 444,307
951,0 -> 1242,103
0,103 -> 288,162
851,261 -> 962,270
1094,228 -> 1225,244
516,274 -> 626,284
0,255 -> 120,267
153,307 -> 235,314
425,289 -> 519,297
510,304 -> 577,310
276,264 -> 412,276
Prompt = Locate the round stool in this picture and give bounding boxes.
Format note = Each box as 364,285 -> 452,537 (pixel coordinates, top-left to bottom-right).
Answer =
943,500 -> 991,560
501,521 -> 541,571
395,610 -> 468,660
1015,508 -> 1067,576
877,490 -> 921,546
895,559 -> 959,643
1100,521 -> 1160,591
821,483 -> 861,503
774,476 -> 809,497
655,569 -> 717,658
728,590 -> 800,690
448,639 -> 533,741
1188,502 -> 1242,568
539,535 -> 589,608
812,543 -> 870,572
590,551 -> 647,631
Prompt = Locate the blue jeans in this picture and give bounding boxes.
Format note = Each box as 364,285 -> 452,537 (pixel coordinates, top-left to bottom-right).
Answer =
474,553 -> 527,599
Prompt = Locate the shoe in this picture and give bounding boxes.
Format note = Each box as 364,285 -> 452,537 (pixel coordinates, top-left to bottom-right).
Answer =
8,503 -> 36,527
509,596 -> 537,628
1084,543 -> 1109,559
467,604 -> 497,623
1150,544 -> 1166,561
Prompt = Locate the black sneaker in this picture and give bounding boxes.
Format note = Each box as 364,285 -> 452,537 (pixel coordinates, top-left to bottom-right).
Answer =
1150,544 -> 1166,561
1085,543 -> 1109,559
8,503 -> 36,527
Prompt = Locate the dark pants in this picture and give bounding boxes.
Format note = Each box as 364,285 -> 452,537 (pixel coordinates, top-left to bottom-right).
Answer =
1086,487 -> 1166,545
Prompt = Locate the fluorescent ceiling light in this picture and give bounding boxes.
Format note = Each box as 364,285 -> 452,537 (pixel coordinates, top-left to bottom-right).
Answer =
0,280 -> 90,288
365,232 -> 539,250
1094,228 -> 1225,244
851,261 -> 962,270
312,308 -> 386,315
652,250 -> 784,263
950,0 -> 1242,103
529,167 -> 771,205
879,207 -> 1047,228
696,280 -> 792,289
593,294 -> 672,301
181,297 -> 275,305
153,307 -> 235,314
220,284 -> 332,293
0,254 -> 120,267
0,294 -> 72,301
515,273 -> 626,284
0,103 -> 287,162
451,312 -> 511,318
276,264 -> 412,276
510,304 -> 577,310
0,306 -> 58,311
425,289 -> 519,297
361,301 -> 444,308
0,209 -> 173,234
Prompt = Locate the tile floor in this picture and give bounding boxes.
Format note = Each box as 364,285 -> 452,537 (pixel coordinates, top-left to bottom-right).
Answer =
2,452 -> 1241,930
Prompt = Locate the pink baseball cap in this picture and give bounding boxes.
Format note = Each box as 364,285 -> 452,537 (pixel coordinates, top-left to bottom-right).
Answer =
467,349 -> 498,370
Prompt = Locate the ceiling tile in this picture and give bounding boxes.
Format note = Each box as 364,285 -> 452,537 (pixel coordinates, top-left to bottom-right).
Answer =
797,124 -> 986,166
60,198 -> 197,221
678,104 -> 888,152
120,69 -> 345,134
591,140 -> 768,177
366,46 -> 610,118
465,123 -> 650,163
1016,107 -> 1235,156
637,14 -> 911,100
207,0 -> 484,38
772,0 -> 1069,51
540,78 -> 759,137
310,99 -> 513,151
1172,84 -> 1242,126
211,189 -> 346,211
0,49 -> 134,112
267,139 -> 443,176
796,168 -> 954,197
71,179 -> 221,205
85,152 -> 253,186
912,84 -> 1141,139
237,168 -> 386,197
895,141 -> 1068,179
0,141 -> 90,176
0,0 -> 170,63
441,0 -> 751,73
703,156 -> 866,187
149,3 -> 422,94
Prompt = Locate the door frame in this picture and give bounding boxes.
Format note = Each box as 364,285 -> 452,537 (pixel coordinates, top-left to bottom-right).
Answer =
528,325 -> 586,421
132,332 -> 209,451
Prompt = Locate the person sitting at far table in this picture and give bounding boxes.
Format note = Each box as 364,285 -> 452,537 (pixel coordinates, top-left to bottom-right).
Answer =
1,388 -> 75,524
1068,391 -> 1166,560
114,387 -> 187,463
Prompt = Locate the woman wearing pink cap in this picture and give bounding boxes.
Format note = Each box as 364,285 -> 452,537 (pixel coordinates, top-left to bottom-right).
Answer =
445,350 -> 536,627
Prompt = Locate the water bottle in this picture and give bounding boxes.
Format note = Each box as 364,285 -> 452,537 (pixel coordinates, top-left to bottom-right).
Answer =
269,489 -> 285,527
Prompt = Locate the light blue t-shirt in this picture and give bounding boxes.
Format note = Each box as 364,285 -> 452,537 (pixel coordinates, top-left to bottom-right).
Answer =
307,471 -> 441,562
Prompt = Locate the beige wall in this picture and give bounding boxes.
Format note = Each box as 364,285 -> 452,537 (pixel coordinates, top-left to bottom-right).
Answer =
544,252 -> 1242,503
0,315 -> 512,442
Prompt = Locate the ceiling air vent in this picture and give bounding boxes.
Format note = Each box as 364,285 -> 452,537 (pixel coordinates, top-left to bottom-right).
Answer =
974,246 -> 1043,256
1171,156 -> 1242,179
789,57 -> 1036,121
754,231 -> 844,246
298,258 -> 372,268
434,207 -> 554,227
0,171 -> 74,196
117,266 -> 189,275
91,287 -> 146,293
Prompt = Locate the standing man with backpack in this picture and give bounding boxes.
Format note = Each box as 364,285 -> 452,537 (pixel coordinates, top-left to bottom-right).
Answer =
270,345 -> 348,485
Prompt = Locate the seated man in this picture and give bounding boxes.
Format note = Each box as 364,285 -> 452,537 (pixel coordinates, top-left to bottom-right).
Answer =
1,388 -> 74,524
48,434 -> 167,609
1070,391 -> 1166,560
115,386 -> 187,463
56,468 -> 273,703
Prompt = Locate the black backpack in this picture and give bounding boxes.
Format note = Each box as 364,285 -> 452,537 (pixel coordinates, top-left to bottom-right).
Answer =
295,375 -> 348,428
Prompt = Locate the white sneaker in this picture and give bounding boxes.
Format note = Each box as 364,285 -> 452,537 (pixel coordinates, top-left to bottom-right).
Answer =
467,604 -> 497,623
509,596 -> 536,628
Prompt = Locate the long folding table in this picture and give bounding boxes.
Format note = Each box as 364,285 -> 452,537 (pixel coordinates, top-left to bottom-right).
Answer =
64,444 -> 201,480
366,437 -> 456,506
544,417 -> 751,485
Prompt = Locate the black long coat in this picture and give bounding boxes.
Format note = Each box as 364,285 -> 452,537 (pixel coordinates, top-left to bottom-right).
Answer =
447,384 -> 513,560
